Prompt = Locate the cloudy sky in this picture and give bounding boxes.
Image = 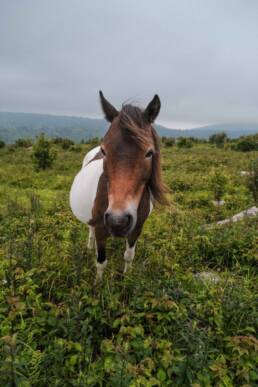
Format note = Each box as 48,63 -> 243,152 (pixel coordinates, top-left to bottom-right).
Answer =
0,0 -> 258,128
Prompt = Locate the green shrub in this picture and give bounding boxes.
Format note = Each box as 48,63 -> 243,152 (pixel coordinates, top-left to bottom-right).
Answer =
177,137 -> 193,148
162,137 -> 175,147
234,138 -> 258,152
209,132 -> 227,148
15,138 -> 33,148
246,158 -> 258,204
0,139 -> 5,148
32,134 -> 56,170
7,144 -> 16,152
70,145 -> 82,152
209,169 -> 227,202
0,140 -> 5,149
52,137 -> 75,150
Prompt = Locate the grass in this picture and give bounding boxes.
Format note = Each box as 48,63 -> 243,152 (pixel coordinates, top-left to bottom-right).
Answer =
0,142 -> 257,386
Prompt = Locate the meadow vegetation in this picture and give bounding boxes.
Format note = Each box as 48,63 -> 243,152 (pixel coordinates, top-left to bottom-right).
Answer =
0,135 -> 257,386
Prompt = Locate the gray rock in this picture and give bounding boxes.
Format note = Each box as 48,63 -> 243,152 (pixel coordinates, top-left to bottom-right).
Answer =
217,206 -> 258,225
212,200 -> 225,207
195,271 -> 221,284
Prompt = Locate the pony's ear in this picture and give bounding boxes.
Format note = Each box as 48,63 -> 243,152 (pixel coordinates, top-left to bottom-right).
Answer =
99,91 -> 119,122
144,94 -> 161,123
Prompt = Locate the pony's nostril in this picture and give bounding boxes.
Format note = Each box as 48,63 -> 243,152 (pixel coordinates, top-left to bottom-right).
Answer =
104,211 -> 133,234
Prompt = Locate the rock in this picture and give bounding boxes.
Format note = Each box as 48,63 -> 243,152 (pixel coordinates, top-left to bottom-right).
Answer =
217,206 -> 258,225
194,271 -> 221,284
216,219 -> 230,226
240,171 -> 250,176
212,200 -> 225,207
205,206 -> 258,229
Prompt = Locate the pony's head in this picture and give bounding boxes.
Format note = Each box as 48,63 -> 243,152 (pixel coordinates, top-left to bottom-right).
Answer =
99,91 -> 167,237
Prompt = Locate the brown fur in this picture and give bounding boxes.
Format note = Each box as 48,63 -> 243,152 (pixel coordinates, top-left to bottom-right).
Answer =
114,104 -> 168,205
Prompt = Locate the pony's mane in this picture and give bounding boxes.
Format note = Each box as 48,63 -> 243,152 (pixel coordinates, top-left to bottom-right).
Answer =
118,104 -> 169,205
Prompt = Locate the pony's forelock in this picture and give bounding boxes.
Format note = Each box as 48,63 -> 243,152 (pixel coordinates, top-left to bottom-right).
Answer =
118,104 -> 149,147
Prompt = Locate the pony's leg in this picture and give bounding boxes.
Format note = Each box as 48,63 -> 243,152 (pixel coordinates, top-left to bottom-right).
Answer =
87,225 -> 95,249
123,240 -> 136,274
95,226 -> 108,284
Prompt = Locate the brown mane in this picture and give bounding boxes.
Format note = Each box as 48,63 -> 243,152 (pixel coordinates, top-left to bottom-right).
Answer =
118,104 -> 169,205
118,104 -> 148,146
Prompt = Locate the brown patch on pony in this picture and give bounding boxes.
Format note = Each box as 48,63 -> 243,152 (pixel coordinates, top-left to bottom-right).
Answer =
118,104 -> 169,205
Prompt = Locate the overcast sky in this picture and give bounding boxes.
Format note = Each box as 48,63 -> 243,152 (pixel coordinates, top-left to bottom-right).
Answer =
0,0 -> 258,128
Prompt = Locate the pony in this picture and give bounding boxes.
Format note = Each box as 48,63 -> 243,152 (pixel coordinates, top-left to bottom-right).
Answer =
70,91 -> 167,282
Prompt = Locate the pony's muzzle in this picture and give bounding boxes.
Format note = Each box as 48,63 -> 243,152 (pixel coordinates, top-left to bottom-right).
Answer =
104,210 -> 133,237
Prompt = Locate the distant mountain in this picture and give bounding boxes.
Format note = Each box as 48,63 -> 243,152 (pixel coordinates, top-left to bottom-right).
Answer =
0,112 -> 108,143
0,111 -> 257,143
177,123 -> 258,139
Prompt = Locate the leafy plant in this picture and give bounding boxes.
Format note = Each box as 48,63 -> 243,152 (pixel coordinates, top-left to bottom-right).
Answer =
234,137 -> 258,152
0,139 -> 5,148
52,137 -> 75,150
15,138 -> 33,148
209,132 -> 227,148
177,137 -> 193,148
246,158 -> 258,204
209,169 -> 227,202
31,134 -> 56,170
162,137 -> 175,147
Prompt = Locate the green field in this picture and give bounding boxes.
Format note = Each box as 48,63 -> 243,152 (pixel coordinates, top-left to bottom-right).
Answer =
0,140 -> 257,386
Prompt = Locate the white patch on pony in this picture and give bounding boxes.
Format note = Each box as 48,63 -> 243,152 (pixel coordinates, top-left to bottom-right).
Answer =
95,260 -> 108,283
70,146 -> 103,224
87,226 -> 95,249
123,241 -> 136,273
82,146 -> 100,167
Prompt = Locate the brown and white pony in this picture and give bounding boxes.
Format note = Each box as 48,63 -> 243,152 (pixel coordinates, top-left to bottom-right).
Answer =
70,91 -> 167,282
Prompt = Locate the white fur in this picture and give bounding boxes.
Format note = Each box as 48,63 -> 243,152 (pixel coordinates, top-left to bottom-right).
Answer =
123,241 -> 136,273
70,146 -> 103,224
95,260 -> 108,283
82,146 -> 101,167
87,226 -> 95,249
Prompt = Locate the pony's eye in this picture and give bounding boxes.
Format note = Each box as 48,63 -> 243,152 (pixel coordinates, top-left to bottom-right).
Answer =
145,150 -> 153,158
100,147 -> 106,156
